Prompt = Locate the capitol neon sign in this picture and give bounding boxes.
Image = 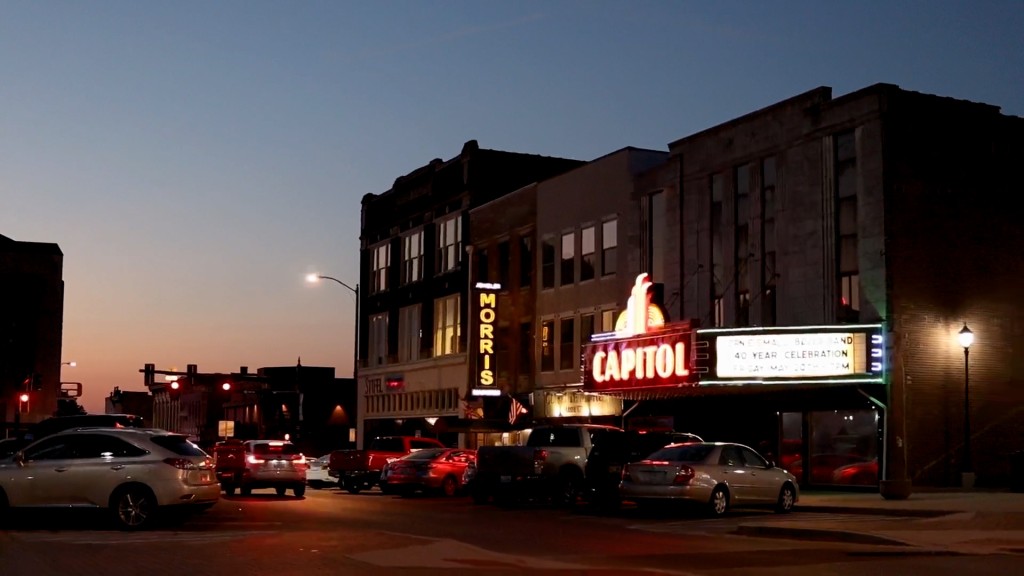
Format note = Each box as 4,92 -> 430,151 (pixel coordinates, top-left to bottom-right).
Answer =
583,274 -> 697,392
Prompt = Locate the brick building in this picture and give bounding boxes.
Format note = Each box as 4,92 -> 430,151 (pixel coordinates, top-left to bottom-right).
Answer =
0,233 -> 65,433
357,140 -> 584,448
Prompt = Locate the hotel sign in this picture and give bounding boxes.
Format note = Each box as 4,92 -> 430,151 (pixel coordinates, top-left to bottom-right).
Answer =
534,390 -> 622,419
471,282 -> 502,397
699,324 -> 885,385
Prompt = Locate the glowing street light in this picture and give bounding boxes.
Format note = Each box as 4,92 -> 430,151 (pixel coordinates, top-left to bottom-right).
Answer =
61,361 -> 76,367
306,272 -> 359,379
958,323 -> 974,488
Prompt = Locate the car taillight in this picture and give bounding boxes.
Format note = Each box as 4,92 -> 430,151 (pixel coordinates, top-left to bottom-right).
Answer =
164,458 -> 199,470
533,449 -> 548,474
247,455 -> 265,464
621,464 -> 632,482
672,465 -> 695,485
295,454 -> 307,465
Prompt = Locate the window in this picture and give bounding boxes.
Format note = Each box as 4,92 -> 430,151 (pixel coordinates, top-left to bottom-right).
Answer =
401,231 -> 423,285
540,319 -> 554,372
541,236 -> 555,289
476,248 -> 489,284
433,295 -> 460,356
581,226 -> 595,282
735,164 -> 752,326
559,317 -> 575,371
710,173 -> 724,317
581,313 -> 595,345
761,157 -> 777,326
647,191 -> 665,281
560,231 -> 575,285
713,296 -> 724,328
497,241 -> 510,287
519,235 -> 532,288
369,312 -> 388,366
601,219 -> 617,276
372,243 -> 390,293
398,305 -> 421,362
601,309 -> 616,332
437,215 -> 462,273
836,130 -> 859,320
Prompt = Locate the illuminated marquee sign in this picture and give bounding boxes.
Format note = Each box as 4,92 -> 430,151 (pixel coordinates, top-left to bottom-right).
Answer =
583,273 -> 698,392
699,324 -> 886,385
471,282 -> 502,397
534,390 -> 623,419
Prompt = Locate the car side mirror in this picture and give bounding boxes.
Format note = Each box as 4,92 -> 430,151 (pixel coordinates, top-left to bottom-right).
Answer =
767,460 -> 776,469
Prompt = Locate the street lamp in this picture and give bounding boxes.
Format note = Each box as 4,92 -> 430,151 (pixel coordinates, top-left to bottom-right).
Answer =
306,274 -> 359,380
61,361 -> 76,367
958,323 -> 974,488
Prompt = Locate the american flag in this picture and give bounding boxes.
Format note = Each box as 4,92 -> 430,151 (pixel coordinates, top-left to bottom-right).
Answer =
509,396 -> 528,425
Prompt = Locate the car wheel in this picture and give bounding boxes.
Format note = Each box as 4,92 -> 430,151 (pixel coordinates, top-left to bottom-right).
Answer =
708,486 -> 729,517
441,475 -> 459,497
345,480 -> 361,494
110,485 -> 157,530
775,483 -> 796,513
241,487 -> 252,496
310,481 -> 323,490
294,485 -> 305,498
553,470 -> 582,508
224,485 -> 236,496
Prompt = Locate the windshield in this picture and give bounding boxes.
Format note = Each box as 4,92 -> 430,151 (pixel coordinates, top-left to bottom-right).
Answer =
252,442 -> 300,456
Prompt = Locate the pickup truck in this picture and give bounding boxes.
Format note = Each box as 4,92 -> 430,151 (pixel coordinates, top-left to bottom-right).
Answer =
472,424 -> 624,507
328,436 -> 446,494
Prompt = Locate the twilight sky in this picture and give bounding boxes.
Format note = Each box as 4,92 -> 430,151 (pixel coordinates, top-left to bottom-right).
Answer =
2,1 -> 1022,414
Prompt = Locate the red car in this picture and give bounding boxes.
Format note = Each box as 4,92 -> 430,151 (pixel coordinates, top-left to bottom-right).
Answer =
380,448 -> 476,497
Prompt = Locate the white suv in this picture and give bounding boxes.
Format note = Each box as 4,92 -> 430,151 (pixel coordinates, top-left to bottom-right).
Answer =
0,427 -> 219,530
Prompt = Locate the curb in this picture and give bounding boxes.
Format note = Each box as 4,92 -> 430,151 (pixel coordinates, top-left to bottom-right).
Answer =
796,505 -> 951,518
733,524 -> 914,546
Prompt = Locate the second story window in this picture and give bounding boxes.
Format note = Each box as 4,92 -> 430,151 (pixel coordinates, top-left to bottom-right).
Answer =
519,235 -> 532,288
561,231 -> 575,285
601,219 -> 617,276
541,236 -> 555,289
581,226 -> 595,282
559,317 -> 575,371
372,243 -> 390,294
402,231 -> 423,285
398,304 -> 421,362
540,319 -> 554,372
433,294 -> 460,356
368,312 -> 388,367
437,215 -> 462,273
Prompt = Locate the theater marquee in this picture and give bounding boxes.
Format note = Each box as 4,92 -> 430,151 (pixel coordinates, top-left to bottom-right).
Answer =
698,324 -> 886,385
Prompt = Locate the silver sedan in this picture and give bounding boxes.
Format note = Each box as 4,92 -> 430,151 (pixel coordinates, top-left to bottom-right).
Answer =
619,442 -> 798,516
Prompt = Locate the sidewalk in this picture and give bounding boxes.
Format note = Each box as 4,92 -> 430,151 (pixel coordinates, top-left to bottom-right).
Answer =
736,489 -> 1024,554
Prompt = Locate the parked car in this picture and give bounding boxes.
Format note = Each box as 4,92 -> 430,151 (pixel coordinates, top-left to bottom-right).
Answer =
329,436 -> 446,494
213,439 -> 308,497
1,413 -> 148,458
0,427 -> 219,530
306,455 -> 333,489
380,448 -> 476,497
619,442 -> 798,516
584,431 -> 703,507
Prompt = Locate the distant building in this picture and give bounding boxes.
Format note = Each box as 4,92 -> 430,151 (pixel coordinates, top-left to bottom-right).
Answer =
0,233 -> 64,434
144,363 -> 356,455
105,387 -> 153,424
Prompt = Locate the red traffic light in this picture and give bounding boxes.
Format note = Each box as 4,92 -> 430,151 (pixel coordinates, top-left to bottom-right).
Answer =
169,381 -> 181,391
18,393 -> 30,403
221,382 -> 232,392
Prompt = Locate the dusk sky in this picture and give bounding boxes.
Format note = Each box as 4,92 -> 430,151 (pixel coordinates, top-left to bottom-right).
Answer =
2,1 -> 1022,414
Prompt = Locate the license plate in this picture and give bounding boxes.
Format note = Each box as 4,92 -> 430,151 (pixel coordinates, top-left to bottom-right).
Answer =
500,475 -> 511,483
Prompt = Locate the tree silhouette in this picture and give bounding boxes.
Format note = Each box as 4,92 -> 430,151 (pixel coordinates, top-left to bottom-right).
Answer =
55,397 -> 87,416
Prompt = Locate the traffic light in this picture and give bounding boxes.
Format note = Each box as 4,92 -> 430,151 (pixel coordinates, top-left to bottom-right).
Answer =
168,380 -> 181,400
220,382 -> 232,393
18,392 -> 30,413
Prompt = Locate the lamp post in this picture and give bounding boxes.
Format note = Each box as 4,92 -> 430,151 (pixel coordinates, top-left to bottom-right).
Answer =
61,361 -> 76,367
306,274 -> 359,381
958,323 -> 974,489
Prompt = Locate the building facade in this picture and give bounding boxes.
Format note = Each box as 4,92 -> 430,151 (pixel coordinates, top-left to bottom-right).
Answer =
635,83 -> 1024,490
1,233 -> 64,434
356,140 -> 584,448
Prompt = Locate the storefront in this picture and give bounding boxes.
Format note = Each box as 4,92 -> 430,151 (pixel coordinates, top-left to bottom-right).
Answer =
581,274 -> 888,489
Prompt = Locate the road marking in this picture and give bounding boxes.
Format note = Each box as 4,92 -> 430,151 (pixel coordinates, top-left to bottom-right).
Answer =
349,537 -> 584,570
9,530 -> 278,545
